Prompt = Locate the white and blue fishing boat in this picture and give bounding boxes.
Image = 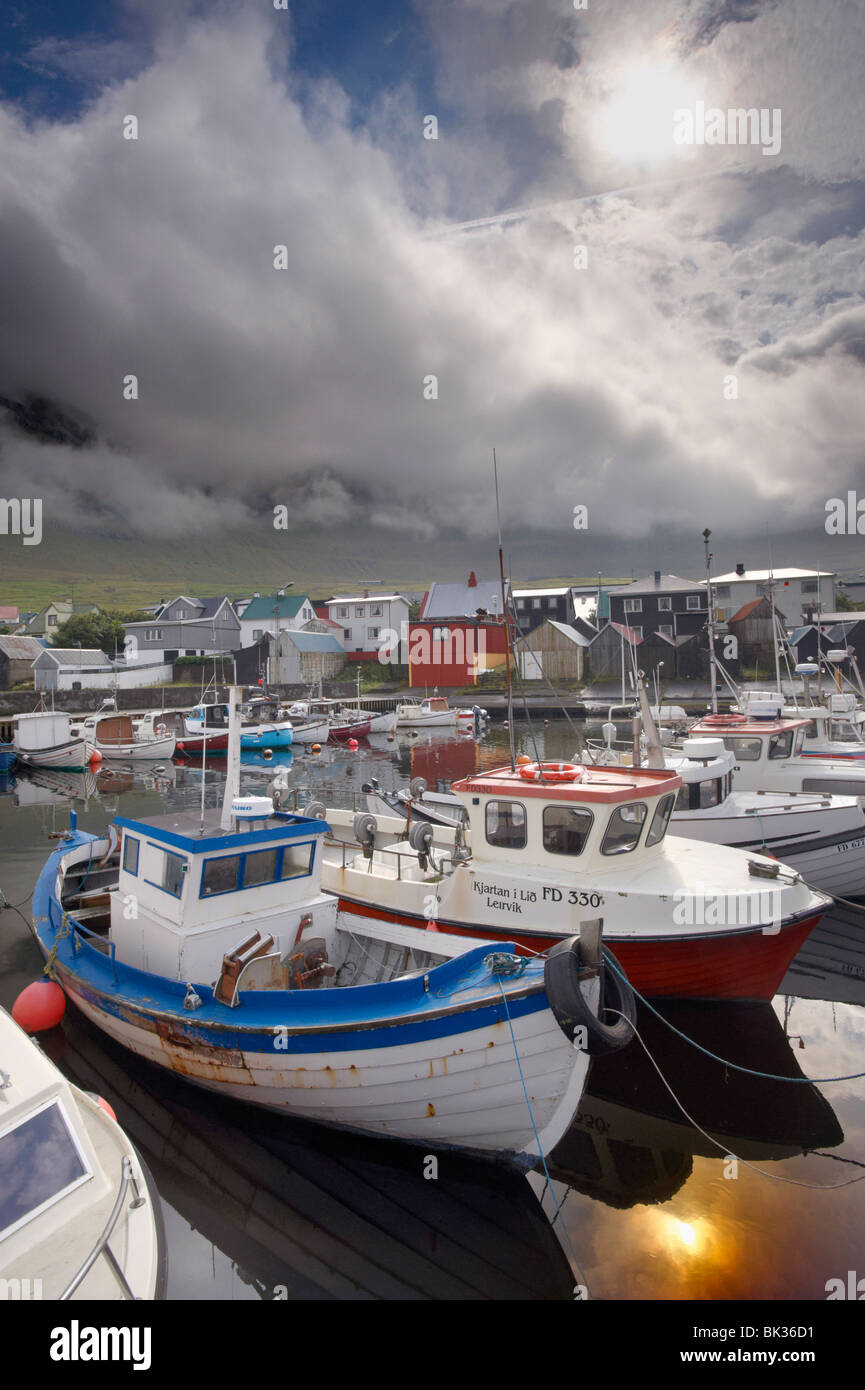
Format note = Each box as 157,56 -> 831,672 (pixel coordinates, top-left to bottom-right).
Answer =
29,692 -> 632,1164
185,701 -> 294,750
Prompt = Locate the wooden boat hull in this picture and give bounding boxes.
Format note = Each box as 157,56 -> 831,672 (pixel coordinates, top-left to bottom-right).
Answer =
32,838 -> 595,1163
328,719 -> 372,741
174,731 -> 230,755
13,737 -> 94,772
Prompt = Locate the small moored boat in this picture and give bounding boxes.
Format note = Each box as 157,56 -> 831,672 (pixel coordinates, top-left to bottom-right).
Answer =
12,711 -> 97,772
0,1005 -> 164,1300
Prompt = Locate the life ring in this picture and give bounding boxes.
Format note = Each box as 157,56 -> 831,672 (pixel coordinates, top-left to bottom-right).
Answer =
701,713 -> 747,726
155,723 -> 168,738
518,761 -> 582,783
544,939 -> 635,1055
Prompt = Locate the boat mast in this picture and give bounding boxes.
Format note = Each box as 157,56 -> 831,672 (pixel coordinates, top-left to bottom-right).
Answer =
493,449 -> 516,771
703,528 -> 718,714
768,570 -> 782,697
220,686 -> 242,830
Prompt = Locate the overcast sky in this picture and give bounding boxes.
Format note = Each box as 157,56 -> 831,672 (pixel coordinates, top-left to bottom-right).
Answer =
1,0 -> 864,543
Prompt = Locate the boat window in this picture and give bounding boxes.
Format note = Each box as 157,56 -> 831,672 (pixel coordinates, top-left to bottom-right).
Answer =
0,1100 -> 91,1241
122,834 -> 139,875
794,728 -> 806,753
674,784 -> 691,811
543,805 -> 593,855
804,721 -> 818,740
646,793 -> 676,846
485,800 -> 527,850
243,848 -> 279,887
699,779 -> 721,809
162,851 -> 186,898
768,731 -> 793,760
601,802 -> 648,855
802,777 -> 865,796
201,855 -> 241,896
722,736 -> 762,761
281,842 -> 314,879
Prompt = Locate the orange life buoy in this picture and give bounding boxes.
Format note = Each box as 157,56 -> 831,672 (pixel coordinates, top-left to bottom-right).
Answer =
701,713 -> 747,726
518,761 -> 582,784
155,723 -> 168,737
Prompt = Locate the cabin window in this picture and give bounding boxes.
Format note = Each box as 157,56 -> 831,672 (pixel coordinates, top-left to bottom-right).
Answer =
723,736 -> 762,761
281,843 -> 314,879
674,784 -> 691,811
122,835 -> 139,875
543,805 -> 593,855
794,728 -> 806,753
161,851 -> 186,898
646,793 -> 676,845
201,855 -> 241,896
804,721 -> 818,741
243,848 -> 279,887
0,1100 -> 91,1241
699,779 -> 721,809
600,802 -> 648,855
768,731 -> 793,760
485,800 -> 527,850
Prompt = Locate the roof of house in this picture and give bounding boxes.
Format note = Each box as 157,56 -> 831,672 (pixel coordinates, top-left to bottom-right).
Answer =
513,587 -> 573,598
35,648 -> 111,667
610,573 -> 702,596
420,580 -> 505,620
728,597 -> 771,623
596,621 -> 643,645
326,594 -> 407,606
0,635 -> 44,659
547,620 -> 592,647
282,631 -> 345,654
0,606 -> 19,622
709,568 -> 833,584
239,594 -> 310,622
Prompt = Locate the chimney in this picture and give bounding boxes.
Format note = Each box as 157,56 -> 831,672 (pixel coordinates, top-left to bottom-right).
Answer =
363,589 -> 369,598
736,563 -> 745,576
468,571 -> 478,588
654,570 -> 661,587
253,592 -> 260,599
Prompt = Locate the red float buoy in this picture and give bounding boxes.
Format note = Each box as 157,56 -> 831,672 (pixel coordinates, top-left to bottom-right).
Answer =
312,743 -> 322,754
348,739 -> 358,750
95,1095 -> 117,1122
12,980 -> 66,1032
89,749 -> 102,768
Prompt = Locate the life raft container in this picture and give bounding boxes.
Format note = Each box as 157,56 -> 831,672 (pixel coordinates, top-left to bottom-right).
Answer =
544,939 -> 635,1055
518,761 -> 582,784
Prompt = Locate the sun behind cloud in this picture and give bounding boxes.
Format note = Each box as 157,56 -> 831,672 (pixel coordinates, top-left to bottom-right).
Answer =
596,61 -> 702,165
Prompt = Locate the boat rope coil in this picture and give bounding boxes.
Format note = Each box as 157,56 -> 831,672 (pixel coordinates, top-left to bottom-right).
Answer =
484,951 -> 528,977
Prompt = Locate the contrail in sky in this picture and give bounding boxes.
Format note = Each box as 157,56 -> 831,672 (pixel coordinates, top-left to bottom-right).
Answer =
428,161 -> 750,236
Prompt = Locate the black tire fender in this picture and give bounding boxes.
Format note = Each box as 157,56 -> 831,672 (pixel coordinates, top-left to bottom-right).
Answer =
544,938 -> 635,1055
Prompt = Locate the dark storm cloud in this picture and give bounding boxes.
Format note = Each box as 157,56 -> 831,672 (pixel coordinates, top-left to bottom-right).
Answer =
0,0 -> 864,542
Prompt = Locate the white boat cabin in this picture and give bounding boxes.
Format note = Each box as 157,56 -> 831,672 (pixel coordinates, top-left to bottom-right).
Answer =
110,800 -> 337,983
13,711 -> 75,751
447,763 -> 682,872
